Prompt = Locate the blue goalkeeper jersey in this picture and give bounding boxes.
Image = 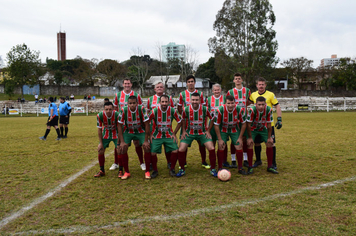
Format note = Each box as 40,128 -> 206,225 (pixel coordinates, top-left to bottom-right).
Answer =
59,101 -> 71,116
48,102 -> 58,117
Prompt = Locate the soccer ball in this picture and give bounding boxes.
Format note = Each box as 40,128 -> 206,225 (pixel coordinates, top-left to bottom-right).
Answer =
218,169 -> 231,182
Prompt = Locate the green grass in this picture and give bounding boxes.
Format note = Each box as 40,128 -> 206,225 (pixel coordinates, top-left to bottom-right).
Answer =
0,112 -> 356,235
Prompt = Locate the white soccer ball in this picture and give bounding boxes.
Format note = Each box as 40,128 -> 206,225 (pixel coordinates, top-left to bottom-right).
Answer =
218,169 -> 231,182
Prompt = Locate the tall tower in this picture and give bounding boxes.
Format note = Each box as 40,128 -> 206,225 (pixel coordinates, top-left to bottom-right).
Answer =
57,31 -> 66,61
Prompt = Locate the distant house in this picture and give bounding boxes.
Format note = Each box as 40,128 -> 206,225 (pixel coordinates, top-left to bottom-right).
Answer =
145,75 -> 182,88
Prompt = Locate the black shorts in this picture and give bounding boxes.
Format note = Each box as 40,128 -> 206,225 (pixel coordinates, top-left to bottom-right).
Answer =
47,116 -> 59,127
254,127 -> 276,144
60,115 -> 70,125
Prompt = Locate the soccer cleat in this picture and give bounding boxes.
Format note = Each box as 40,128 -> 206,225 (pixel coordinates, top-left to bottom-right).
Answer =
223,161 -> 230,168
169,169 -> 176,177
267,167 -> 279,174
94,170 -> 105,177
252,160 -> 262,168
202,162 -> 211,169
39,136 -> 46,141
140,163 -> 146,171
167,163 -> 171,169
247,167 -> 254,175
150,163 -> 153,171
121,172 -> 131,179
151,170 -> 159,179
118,171 -> 124,178
230,161 -> 237,168
145,171 -> 151,179
109,163 -> 119,170
210,169 -> 218,177
56,137 -> 61,141
62,135 -> 67,139
176,169 -> 185,177
273,164 -> 278,170
238,168 -> 248,175
243,160 -> 249,168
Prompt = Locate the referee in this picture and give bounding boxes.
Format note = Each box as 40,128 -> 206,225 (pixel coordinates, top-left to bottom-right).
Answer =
39,97 -> 61,141
59,97 -> 72,138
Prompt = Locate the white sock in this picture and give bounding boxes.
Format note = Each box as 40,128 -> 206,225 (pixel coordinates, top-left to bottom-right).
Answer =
231,154 -> 236,161
243,152 -> 247,161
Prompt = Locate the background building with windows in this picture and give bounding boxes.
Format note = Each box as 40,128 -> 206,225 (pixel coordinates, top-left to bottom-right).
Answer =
161,42 -> 185,62
57,31 -> 66,61
320,54 -> 340,68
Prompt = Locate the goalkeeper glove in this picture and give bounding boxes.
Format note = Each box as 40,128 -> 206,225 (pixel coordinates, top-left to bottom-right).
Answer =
275,117 -> 282,129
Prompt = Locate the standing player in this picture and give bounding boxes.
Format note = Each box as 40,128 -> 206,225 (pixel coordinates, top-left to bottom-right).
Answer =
178,75 -> 210,169
113,78 -> 145,171
249,77 -> 282,169
94,102 -> 120,177
39,97 -> 61,141
149,95 -> 182,178
246,96 -> 278,174
117,96 -> 151,180
176,93 -> 217,177
227,73 -> 251,168
58,97 -> 72,138
147,82 -> 175,169
214,95 -> 249,175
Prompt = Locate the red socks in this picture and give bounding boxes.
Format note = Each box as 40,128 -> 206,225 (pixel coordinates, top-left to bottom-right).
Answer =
178,151 -> 186,170
150,154 -> 158,171
199,145 -> 206,163
208,149 -> 216,170
247,149 -> 253,167
170,152 -> 178,170
266,147 -> 273,168
135,146 -> 144,164
165,152 -> 171,164
114,148 -> 119,165
237,149 -> 243,169
144,152 -> 151,171
217,150 -> 224,170
98,154 -> 105,167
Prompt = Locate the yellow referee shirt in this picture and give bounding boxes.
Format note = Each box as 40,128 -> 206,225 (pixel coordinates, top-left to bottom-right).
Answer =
249,90 -> 279,126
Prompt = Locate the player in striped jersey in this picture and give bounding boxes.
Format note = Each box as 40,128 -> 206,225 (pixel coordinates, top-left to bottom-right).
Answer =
178,75 -> 210,169
214,95 -> 249,175
246,96 -> 278,174
149,95 -> 182,178
117,96 -> 151,180
249,77 -> 282,170
226,73 -> 251,168
176,93 -> 218,177
113,78 -> 145,171
147,82 -> 175,169
94,102 -> 120,177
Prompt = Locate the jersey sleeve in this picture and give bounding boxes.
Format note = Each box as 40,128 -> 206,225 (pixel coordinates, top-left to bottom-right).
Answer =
266,107 -> 273,123
200,92 -> 205,105
206,107 -> 213,120
118,108 -> 125,124
148,109 -> 155,121
214,107 -> 222,125
239,107 -> 246,123
147,98 -> 151,111
227,90 -> 231,96
249,92 -> 256,104
270,93 -> 279,106
141,106 -> 149,122
178,93 -> 183,106
137,94 -> 143,106
170,96 -> 174,107
172,108 -> 182,123
246,108 -> 253,123
113,93 -> 119,107
97,114 -> 102,128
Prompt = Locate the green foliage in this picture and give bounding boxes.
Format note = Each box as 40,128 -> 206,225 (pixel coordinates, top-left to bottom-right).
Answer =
281,57 -> 314,89
209,0 -> 278,87
330,58 -> 356,90
6,43 -> 44,95
96,59 -> 127,86
195,57 -> 221,85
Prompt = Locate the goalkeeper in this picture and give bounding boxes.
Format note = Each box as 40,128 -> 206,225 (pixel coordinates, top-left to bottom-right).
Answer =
249,77 -> 282,170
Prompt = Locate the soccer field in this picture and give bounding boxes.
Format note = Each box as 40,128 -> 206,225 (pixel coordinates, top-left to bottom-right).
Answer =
0,112 -> 356,235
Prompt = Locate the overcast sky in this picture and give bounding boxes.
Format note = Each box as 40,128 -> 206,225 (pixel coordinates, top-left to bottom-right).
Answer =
1,0 -> 356,68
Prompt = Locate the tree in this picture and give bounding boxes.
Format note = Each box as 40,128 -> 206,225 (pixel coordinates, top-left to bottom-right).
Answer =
281,57 -> 314,89
6,43 -> 44,96
208,0 -> 278,87
195,57 -> 221,84
97,59 -> 127,86
127,48 -> 151,94
331,58 -> 356,90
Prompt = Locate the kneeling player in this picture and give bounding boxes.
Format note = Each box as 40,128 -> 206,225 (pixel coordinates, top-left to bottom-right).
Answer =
94,102 -> 120,177
177,93 -> 217,177
246,96 -> 278,174
149,95 -> 182,178
117,96 -> 151,180
214,95 -> 249,175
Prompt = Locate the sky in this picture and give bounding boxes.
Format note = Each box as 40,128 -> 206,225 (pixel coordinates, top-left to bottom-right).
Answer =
1,0 -> 356,69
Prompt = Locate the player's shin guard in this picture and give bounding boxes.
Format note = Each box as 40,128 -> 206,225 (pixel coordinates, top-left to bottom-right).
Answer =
273,146 -> 276,166
266,147 -> 273,168
114,148 -> 119,165
230,143 -> 236,161
247,149 -> 253,167
135,146 -> 144,164
60,127 -> 64,136
255,145 -> 262,162
118,152 -> 124,167
165,151 -> 171,164
150,153 -> 158,171
170,152 -> 178,170
217,150 -> 224,170
243,141 -> 248,161
122,153 -> 129,173
178,151 -> 186,170
199,145 -> 206,163
224,146 -> 228,163
65,127 -> 68,136
98,154 -> 105,172
44,129 -> 50,138
208,149 -> 216,170
55,128 -> 60,137
237,149 -> 243,169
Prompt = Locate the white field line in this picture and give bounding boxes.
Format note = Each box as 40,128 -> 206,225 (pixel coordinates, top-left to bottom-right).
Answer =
11,175 -> 356,235
0,151 -> 114,231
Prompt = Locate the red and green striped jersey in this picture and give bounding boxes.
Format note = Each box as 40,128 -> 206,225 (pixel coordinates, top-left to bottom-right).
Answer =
206,95 -> 226,118
149,106 -> 182,139
147,94 -> 174,112
227,87 -> 251,109
246,105 -> 273,132
214,104 -> 246,133
178,89 -> 204,107
182,105 -> 212,135
118,105 -> 149,134
113,90 -> 143,111
97,110 -> 120,139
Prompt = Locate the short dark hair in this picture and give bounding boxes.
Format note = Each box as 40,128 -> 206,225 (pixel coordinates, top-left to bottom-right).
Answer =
186,75 -> 196,82
104,101 -> 113,107
226,95 -> 235,102
60,97 -> 65,100
49,97 -> 54,102
256,77 -> 266,84
191,92 -> 200,98
128,95 -> 137,102
256,96 -> 266,103
234,73 -> 242,77
123,78 -> 132,83
104,98 -> 110,102
160,94 -> 169,101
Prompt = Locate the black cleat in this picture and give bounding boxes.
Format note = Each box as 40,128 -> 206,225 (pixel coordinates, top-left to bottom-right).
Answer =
252,160 -> 262,168
247,167 -> 254,175
223,161 -> 230,168
238,168 -> 248,175
151,170 -> 159,179
230,161 -> 237,168
169,169 -> 176,176
267,167 -> 279,174
243,160 -> 249,168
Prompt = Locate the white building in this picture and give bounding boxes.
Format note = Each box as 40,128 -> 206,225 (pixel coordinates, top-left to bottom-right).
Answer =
161,42 -> 185,62
320,54 -> 341,68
